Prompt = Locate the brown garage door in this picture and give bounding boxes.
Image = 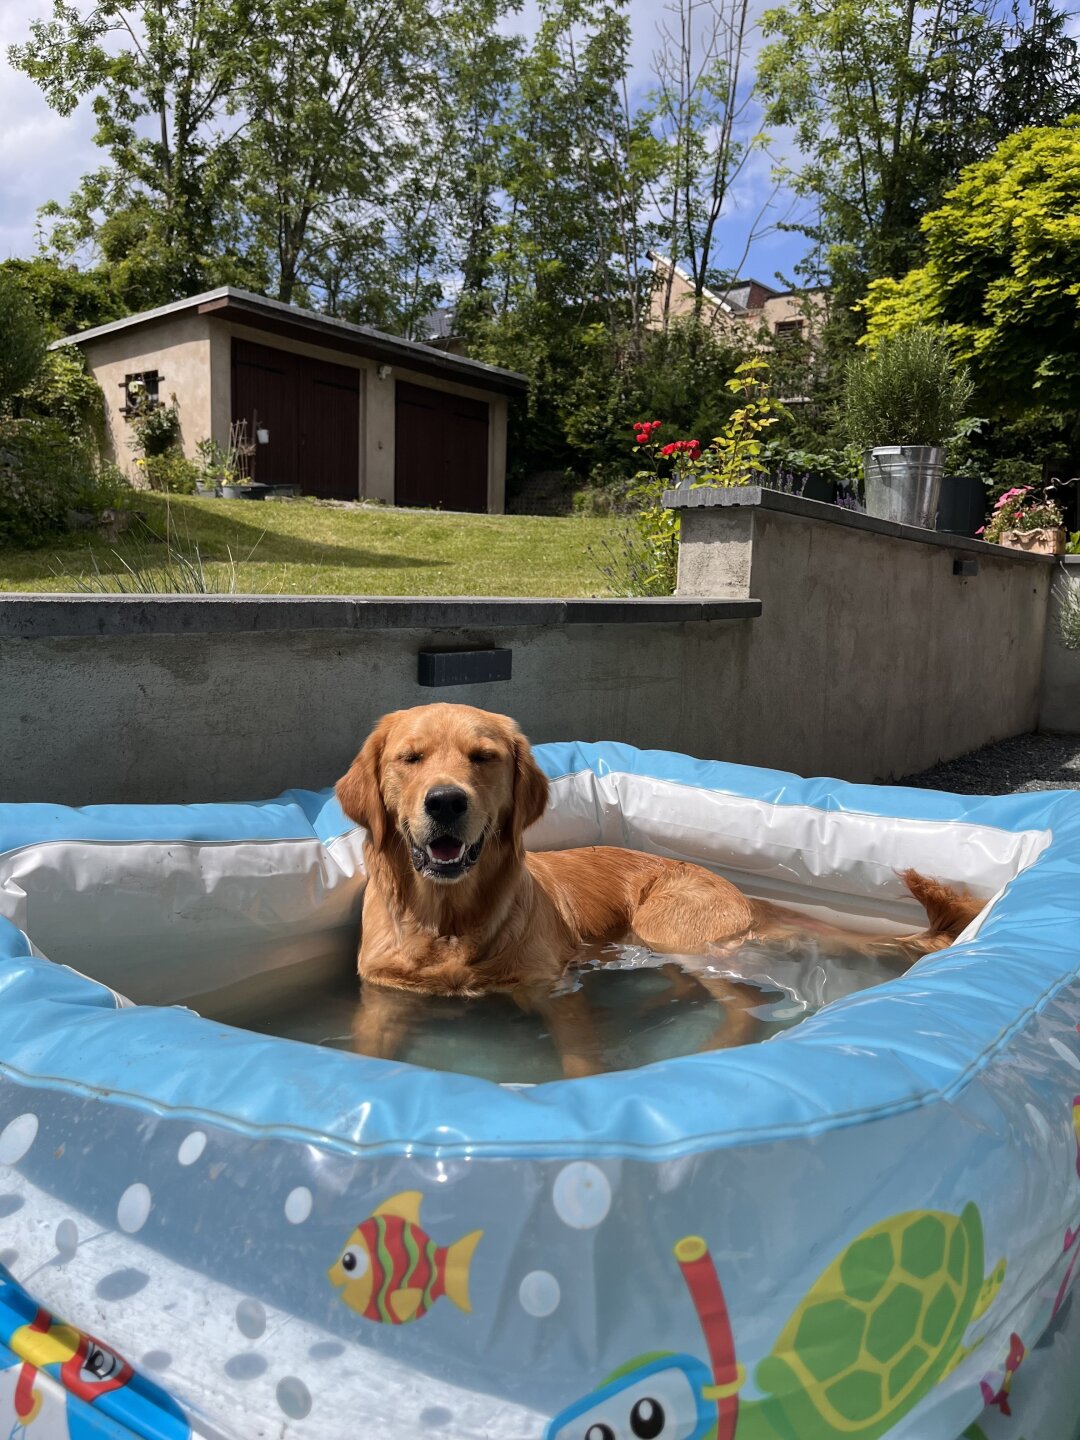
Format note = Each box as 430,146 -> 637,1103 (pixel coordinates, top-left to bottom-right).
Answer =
395,382 -> 488,511
232,340 -> 360,498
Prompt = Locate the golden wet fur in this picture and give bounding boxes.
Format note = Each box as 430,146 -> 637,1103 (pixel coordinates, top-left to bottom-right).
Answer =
337,704 -> 984,1075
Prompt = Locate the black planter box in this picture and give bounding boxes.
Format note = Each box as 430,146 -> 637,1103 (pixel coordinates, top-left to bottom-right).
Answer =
936,474 -> 987,537
800,476 -> 838,504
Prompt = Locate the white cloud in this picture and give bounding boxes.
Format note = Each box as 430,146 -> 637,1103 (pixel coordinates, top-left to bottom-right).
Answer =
0,0 -> 100,261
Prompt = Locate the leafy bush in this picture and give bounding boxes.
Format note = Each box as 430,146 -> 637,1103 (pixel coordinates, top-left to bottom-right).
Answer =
861,120 -> 1080,418
843,327 -> 974,450
129,397 -> 182,457
762,440 -> 862,494
20,347 -> 105,445
0,272 -> 48,406
71,463 -> 137,514
0,257 -> 123,341
138,449 -> 200,494
0,417 -> 99,548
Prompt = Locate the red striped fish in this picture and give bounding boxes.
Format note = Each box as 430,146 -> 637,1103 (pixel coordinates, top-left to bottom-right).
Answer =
327,1191 -> 482,1324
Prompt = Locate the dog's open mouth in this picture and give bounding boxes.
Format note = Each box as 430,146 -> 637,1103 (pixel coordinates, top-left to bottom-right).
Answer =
410,833 -> 485,881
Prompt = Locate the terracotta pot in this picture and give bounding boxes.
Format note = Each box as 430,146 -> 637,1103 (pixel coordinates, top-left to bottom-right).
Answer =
1001,527 -> 1066,556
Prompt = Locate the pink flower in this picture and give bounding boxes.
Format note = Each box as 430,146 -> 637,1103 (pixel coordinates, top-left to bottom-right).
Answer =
976,525 -> 985,535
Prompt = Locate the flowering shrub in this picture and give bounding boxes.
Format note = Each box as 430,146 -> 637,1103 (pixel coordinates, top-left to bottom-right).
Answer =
980,487 -> 1064,543
632,358 -> 785,489
608,360 -> 786,595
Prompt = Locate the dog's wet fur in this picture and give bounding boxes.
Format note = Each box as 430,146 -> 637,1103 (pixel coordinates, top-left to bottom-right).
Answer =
337,704 -> 984,1076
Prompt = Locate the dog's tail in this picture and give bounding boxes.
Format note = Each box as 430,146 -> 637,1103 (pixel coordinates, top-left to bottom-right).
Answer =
881,868 -> 985,960
748,869 -> 984,970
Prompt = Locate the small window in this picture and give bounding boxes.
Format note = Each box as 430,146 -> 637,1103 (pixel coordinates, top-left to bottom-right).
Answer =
120,370 -> 161,416
774,319 -> 804,337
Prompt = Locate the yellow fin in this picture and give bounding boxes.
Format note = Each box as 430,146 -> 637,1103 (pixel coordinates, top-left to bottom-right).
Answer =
442,1229 -> 483,1314
373,1191 -> 422,1226
390,1288 -> 423,1323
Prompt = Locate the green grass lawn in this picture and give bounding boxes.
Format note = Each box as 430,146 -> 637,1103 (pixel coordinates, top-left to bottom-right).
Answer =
0,496 -> 627,597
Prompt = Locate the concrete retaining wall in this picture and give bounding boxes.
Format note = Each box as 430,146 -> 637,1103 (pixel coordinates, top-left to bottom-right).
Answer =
0,598 -> 758,805
667,487 -> 1053,782
0,495 -> 1061,804
1041,555 -> 1080,733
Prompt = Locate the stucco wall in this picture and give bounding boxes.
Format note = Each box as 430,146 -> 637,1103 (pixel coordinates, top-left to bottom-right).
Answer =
670,488 -> 1052,780
1040,556 -> 1080,733
78,314 -> 214,481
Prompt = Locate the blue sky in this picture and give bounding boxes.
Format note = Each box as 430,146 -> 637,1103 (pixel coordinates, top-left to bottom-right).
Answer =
0,0 -> 811,294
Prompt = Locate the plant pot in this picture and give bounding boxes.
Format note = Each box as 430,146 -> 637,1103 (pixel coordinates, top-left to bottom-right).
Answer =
239,483 -> 271,501
936,474 -> 987,537
221,484 -> 247,499
863,446 -> 945,529
195,483 -> 222,497
1001,527 -> 1066,556
799,476 -> 837,504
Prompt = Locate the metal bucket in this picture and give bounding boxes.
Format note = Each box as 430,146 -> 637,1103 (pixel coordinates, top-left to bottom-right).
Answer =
863,446 -> 945,528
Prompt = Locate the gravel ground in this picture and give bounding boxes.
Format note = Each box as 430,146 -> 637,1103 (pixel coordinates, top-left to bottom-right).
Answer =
899,732 -> 1080,793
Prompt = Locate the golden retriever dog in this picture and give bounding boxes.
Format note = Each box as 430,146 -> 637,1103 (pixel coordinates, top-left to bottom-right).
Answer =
337,703 -> 983,1075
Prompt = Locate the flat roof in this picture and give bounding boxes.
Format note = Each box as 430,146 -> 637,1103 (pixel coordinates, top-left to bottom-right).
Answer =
51,287 -> 528,395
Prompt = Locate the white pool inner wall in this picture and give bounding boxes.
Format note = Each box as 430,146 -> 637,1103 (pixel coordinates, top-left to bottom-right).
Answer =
0,772 -> 1051,1004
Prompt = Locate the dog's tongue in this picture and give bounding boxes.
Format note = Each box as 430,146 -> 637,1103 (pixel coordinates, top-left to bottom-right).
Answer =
429,837 -> 465,863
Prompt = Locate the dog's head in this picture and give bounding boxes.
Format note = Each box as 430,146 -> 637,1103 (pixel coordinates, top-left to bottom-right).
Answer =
336,704 -> 549,883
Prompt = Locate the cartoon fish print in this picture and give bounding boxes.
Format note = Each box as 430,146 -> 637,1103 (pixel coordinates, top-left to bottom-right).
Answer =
0,1266 -> 189,1440
327,1190 -> 482,1325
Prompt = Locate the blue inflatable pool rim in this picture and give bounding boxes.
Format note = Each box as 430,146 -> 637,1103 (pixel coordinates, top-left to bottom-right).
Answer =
1,741 -> 1078,1163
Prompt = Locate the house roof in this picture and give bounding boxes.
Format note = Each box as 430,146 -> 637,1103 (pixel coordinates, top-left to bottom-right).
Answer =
51,287 -> 527,395
647,253 -> 828,314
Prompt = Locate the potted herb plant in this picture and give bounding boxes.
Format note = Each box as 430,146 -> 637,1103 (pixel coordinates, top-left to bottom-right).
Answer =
980,487 -> 1067,554
843,328 -> 974,528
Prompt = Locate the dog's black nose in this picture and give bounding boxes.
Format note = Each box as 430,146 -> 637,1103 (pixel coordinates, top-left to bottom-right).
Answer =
424,786 -> 469,824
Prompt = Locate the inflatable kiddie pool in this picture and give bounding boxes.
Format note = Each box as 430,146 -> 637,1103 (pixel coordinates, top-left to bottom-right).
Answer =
0,742 -> 1079,1440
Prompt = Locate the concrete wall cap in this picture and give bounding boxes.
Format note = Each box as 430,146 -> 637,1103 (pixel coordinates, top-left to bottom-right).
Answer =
662,484 -> 1057,565
0,594 -> 762,640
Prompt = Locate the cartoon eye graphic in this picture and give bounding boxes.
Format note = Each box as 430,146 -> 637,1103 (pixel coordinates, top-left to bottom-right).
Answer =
630,1397 -> 666,1438
81,1343 -> 122,1384
584,1427 -> 615,1440
340,1246 -> 369,1276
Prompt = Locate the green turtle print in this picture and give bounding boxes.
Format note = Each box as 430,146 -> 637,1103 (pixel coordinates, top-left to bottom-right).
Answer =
546,1203 -> 1006,1440
750,1203 -> 1005,1439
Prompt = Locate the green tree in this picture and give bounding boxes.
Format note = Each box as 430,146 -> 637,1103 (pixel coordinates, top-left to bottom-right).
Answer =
757,0 -> 1080,315
861,119 -> 1080,420
0,258 -> 122,340
237,0 -> 442,310
0,273 -> 48,406
647,0 -> 768,323
463,0 -> 662,477
8,0 -> 260,309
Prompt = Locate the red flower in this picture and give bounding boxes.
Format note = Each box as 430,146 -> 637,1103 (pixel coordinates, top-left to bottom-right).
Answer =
660,438 -> 702,459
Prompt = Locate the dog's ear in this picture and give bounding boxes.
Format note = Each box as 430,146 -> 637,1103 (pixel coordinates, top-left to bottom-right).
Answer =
509,730 -> 549,844
337,720 -> 391,848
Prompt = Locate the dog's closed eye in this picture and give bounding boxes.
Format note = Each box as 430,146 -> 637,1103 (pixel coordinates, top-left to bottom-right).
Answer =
469,750 -> 499,765
400,751 -> 424,765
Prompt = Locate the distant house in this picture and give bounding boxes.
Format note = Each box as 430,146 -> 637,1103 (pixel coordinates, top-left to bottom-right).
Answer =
53,288 -> 527,513
647,254 -> 828,346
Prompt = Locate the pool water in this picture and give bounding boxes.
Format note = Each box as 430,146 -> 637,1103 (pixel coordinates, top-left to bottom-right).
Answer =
191,927 -> 908,1084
